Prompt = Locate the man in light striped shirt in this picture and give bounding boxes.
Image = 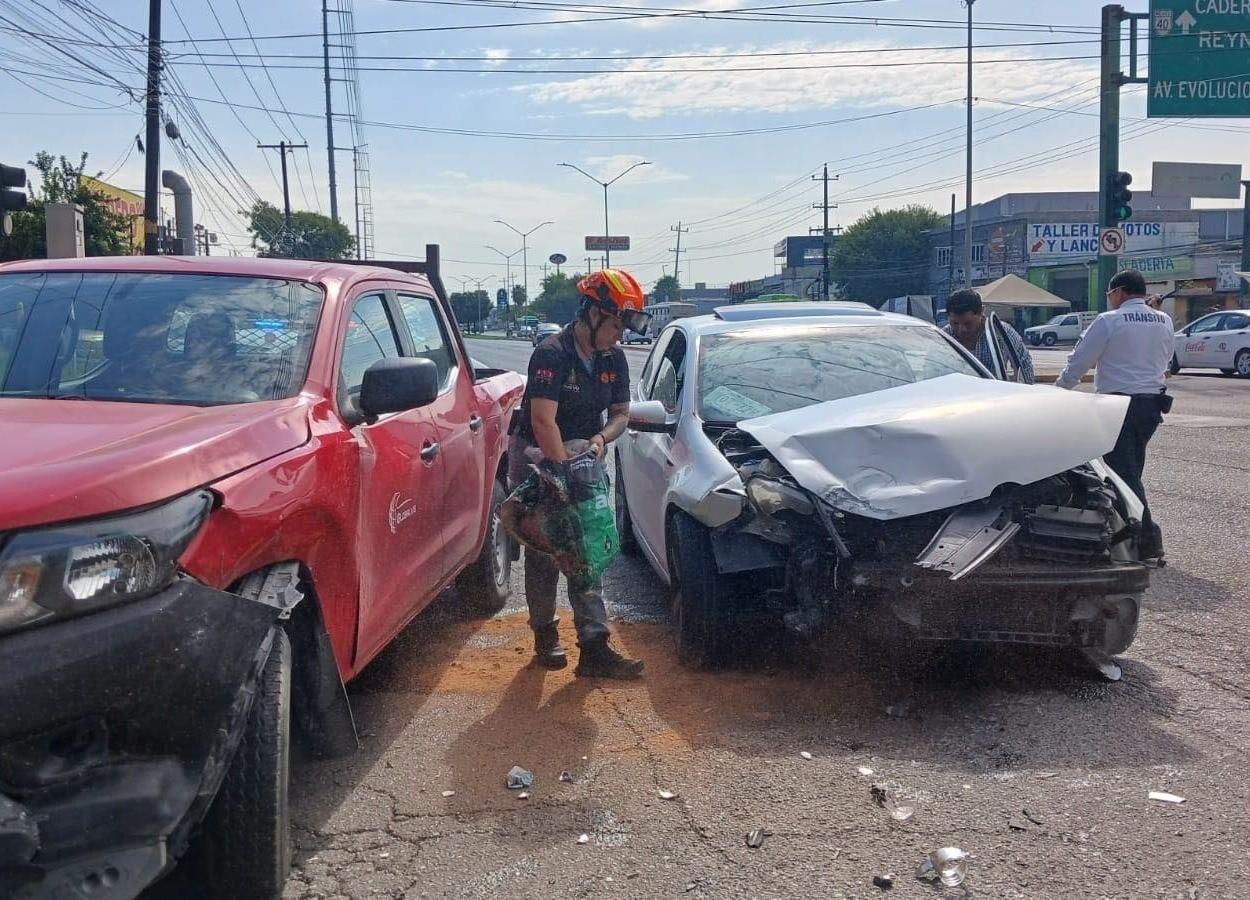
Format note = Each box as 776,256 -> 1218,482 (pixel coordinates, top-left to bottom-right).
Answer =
942,289 -> 1036,384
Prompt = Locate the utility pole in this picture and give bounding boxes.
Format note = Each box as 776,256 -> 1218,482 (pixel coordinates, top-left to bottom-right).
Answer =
322,0 -> 339,223
332,145 -> 362,256
670,221 -> 690,284
963,0 -> 975,288
1241,180 -> 1250,303
585,255 -> 593,274
948,193 -> 957,296
812,166 -> 838,301
258,141 -> 308,230
558,160 -> 651,266
494,219 -> 553,317
143,0 -> 162,256
486,244 -> 522,328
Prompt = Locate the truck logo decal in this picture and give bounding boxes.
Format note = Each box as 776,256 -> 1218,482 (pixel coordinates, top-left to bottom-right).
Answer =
389,493 -> 417,534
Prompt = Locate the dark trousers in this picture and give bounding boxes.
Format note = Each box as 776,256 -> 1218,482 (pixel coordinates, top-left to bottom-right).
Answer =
1103,394 -> 1164,554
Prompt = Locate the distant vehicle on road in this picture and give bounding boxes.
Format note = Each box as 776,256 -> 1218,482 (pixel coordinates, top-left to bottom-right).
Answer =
1170,309 -> 1250,377
531,322 -> 562,345
623,328 -> 652,345
0,252 -> 524,898
1025,311 -> 1097,346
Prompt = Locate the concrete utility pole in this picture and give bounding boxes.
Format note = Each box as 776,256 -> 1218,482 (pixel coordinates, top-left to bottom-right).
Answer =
494,219 -> 553,318
143,0 -> 162,255
948,193 -> 957,295
670,221 -> 690,284
322,0 -> 339,223
258,141 -> 309,230
558,160 -> 651,266
812,166 -> 838,300
963,0 -> 975,288
486,244 -> 522,326
1242,180 -> 1250,303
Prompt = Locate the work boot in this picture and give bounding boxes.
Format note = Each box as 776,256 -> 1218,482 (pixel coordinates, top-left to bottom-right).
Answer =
532,623 -> 568,670
575,639 -> 644,679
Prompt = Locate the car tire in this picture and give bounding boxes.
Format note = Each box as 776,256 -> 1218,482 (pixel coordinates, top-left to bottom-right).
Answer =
184,627 -> 292,899
669,510 -> 735,669
1028,334 -> 1040,347
1042,332 -> 1057,347
614,456 -> 641,557
1169,355 -> 1181,376
455,479 -> 513,615
1236,349 -> 1250,378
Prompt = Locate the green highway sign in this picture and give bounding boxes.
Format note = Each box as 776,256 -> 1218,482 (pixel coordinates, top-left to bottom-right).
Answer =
1149,1 -> 1250,118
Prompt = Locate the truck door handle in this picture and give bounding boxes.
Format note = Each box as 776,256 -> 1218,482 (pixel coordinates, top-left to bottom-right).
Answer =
420,442 -> 441,462
469,414 -> 483,432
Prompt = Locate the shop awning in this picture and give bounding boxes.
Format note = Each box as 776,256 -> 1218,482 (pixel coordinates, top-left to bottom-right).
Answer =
975,274 -> 1072,310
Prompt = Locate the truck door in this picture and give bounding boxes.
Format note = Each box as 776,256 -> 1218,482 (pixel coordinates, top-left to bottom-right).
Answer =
338,291 -> 448,662
393,291 -> 487,571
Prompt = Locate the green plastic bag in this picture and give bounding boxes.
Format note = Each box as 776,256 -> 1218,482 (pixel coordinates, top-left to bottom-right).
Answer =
500,454 -> 620,592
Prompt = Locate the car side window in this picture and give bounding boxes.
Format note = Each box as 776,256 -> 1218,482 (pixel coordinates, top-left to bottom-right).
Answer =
395,293 -> 456,388
649,331 -> 687,414
339,293 -> 402,410
1190,315 -> 1224,334
1223,313 -> 1249,331
639,327 -> 674,395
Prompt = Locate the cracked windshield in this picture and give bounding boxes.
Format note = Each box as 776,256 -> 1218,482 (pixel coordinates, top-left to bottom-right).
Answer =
0,0 -> 1247,897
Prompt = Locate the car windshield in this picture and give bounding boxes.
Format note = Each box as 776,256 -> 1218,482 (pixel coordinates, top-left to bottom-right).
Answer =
0,271 -> 323,406
698,324 -> 982,422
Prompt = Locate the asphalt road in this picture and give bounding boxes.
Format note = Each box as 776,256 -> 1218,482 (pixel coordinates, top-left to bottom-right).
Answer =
285,361 -> 1250,899
467,336 -> 650,382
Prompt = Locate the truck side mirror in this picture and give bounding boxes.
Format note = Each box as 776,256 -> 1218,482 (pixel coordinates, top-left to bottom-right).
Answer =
629,399 -> 677,434
360,357 -> 439,420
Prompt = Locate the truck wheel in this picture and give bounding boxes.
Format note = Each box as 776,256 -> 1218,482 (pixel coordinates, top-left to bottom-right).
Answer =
1042,332 -> 1057,347
614,457 -> 641,557
1236,349 -> 1250,378
669,511 -> 735,669
186,627 -> 292,898
1169,355 -> 1181,376
455,479 -> 513,615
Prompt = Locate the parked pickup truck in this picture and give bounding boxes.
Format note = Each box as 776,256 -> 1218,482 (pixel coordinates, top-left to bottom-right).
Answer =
1024,311 -> 1098,347
0,249 -> 524,898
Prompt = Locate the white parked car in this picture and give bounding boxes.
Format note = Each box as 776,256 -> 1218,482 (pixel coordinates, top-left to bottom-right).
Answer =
1170,310 -> 1250,377
1025,311 -> 1098,347
622,328 -> 652,345
616,302 -> 1151,680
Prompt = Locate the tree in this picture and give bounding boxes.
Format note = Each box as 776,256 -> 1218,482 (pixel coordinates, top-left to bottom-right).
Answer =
510,284 -> 528,309
0,151 -> 135,261
247,201 -> 354,259
652,275 -> 681,303
829,205 -> 942,304
450,290 -> 490,326
531,271 -> 582,324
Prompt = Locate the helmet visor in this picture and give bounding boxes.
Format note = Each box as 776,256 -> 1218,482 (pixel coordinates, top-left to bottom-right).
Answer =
620,308 -> 653,336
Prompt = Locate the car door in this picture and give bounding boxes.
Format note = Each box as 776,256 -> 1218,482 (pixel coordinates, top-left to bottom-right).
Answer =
619,327 -> 672,560
1178,313 -> 1225,368
629,330 -> 688,565
1205,312 -> 1250,370
340,291 -> 449,663
984,312 -> 1030,383
393,291 -> 487,573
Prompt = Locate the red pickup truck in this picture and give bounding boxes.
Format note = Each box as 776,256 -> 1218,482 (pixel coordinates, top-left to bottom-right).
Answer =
0,249 -> 524,897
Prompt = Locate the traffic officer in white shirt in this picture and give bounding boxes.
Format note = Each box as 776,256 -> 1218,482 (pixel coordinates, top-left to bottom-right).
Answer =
1056,269 -> 1173,559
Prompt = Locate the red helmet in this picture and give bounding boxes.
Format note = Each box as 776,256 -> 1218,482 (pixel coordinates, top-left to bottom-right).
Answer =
578,268 -> 652,335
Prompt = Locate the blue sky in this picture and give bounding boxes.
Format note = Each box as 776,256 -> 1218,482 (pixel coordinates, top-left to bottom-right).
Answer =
2,0 -> 1248,289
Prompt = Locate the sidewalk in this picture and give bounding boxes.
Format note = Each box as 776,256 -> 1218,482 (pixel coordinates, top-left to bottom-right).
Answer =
1030,346 -> 1094,384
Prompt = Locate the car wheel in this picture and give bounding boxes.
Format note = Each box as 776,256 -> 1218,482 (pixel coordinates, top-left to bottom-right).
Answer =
184,627 -> 292,898
1042,332 -> 1057,347
614,457 -> 641,557
456,479 -> 513,615
1028,334 -> 1040,347
1236,349 -> 1250,378
669,511 -> 736,669
1169,355 -> 1181,376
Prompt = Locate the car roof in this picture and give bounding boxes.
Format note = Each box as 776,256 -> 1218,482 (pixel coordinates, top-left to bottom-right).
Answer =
713,301 -> 879,322
0,255 -> 435,294
675,305 -> 930,337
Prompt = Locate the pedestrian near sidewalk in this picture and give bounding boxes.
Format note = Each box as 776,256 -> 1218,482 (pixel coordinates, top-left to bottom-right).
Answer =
943,289 -> 1036,384
1055,270 -> 1173,560
508,269 -> 652,678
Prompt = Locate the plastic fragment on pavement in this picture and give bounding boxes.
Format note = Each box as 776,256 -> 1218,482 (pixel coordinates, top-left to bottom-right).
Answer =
441,790 -> 455,798
800,751 -> 813,760
857,766 -> 875,776
746,828 -> 767,849
872,874 -> 894,890
658,789 -> 678,800
1149,791 -> 1186,804
559,771 -> 574,783
577,834 -> 590,845
517,792 -> 530,800
506,766 -> 535,790
916,847 -> 968,887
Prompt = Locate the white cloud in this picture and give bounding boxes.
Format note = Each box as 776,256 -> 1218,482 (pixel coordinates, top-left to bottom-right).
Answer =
484,48 -> 510,67
520,42 -> 1100,119
581,154 -> 690,183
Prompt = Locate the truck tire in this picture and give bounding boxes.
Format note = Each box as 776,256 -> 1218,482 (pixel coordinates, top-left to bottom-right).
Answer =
1042,332 -> 1058,347
455,479 -> 513,615
614,457 -> 641,557
185,627 -> 292,899
669,511 -> 736,669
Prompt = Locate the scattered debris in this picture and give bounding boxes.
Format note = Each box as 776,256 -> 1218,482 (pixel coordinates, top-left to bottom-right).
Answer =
559,771 -> 575,783
800,751 -> 814,760
870,783 -> 915,822
379,852 -> 390,860
441,790 -> 455,798
1149,791 -> 1186,804
517,792 -> 530,800
506,766 -> 534,790
872,874 -> 895,890
1034,772 -> 1059,779
1008,818 -> 1030,832
577,834 -> 590,844
683,881 -> 700,893
916,848 -> 968,887
1023,809 -> 1044,826
885,701 -> 911,719
659,789 -> 679,801
857,766 -> 875,776
746,828 -> 768,849
582,756 -> 589,761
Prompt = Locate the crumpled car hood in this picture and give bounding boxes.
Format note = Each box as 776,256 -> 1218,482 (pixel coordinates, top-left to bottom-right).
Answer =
737,374 -> 1130,520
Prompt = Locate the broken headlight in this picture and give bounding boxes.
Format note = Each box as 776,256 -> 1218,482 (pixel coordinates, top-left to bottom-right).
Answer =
0,491 -> 213,635
745,476 -> 814,518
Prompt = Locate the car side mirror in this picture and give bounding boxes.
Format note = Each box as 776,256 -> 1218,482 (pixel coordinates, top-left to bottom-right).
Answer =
629,399 -> 677,434
360,357 -> 439,420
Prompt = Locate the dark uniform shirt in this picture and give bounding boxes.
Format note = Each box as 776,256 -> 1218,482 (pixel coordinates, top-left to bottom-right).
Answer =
515,325 -> 630,443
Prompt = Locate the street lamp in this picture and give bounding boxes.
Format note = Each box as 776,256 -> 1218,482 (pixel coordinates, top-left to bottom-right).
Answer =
558,160 -> 651,266
493,219 -> 552,321
486,244 -> 523,331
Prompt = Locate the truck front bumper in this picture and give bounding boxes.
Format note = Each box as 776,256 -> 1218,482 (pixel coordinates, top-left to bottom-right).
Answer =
0,579 -> 281,899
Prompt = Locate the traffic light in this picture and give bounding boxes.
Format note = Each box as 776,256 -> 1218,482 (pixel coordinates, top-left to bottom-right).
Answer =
1108,170 -> 1132,222
1,163 -> 28,213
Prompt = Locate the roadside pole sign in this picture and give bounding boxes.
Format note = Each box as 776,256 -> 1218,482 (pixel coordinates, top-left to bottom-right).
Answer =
496,287 -> 508,310
1149,1 -> 1250,118
1151,161 -> 1243,198
584,236 -> 630,252
1099,226 -> 1127,256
